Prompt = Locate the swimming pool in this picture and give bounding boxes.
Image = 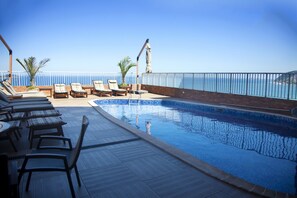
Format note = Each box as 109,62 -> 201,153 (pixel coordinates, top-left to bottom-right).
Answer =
94,99 -> 297,195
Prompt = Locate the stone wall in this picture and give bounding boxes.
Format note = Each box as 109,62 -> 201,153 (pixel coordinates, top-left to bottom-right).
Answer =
141,84 -> 297,116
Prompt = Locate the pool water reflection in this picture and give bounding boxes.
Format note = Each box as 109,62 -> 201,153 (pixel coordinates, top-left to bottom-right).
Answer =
97,100 -> 297,195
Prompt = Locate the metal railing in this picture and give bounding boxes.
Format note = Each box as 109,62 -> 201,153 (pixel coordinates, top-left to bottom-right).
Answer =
0,71 -> 136,86
142,72 -> 297,100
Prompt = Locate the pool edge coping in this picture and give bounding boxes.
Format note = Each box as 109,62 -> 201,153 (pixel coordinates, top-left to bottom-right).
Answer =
89,98 -> 291,198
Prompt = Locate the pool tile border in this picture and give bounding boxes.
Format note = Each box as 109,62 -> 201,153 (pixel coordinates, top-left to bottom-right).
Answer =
89,99 -> 293,198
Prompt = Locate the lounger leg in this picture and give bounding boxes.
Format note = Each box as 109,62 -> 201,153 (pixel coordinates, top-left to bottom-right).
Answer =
28,129 -> 31,140
17,129 -> 22,138
28,127 -> 34,141
74,165 -> 81,187
14,130 -> 19,141
8,135 -> 17,152
18,171 -> 24,185
26,172 -> 32,192
66,170 -> 76,198
29,129 -> 34,149
57,126 -> 64,137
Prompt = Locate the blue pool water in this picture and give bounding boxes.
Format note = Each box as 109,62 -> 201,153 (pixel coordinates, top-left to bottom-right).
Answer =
95,99 -> 297,195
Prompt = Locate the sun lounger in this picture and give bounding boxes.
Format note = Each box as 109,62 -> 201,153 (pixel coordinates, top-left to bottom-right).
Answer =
70,83 -> 88,98
0,88 -> 48,102
0,86 -> 22,99
0,99 -> 51,108
53,84 -> 69,98
92,80 -> 112,97
0,80 -> 46,98
0,100 -> 51,108
0,109 -> 61,144
0,97 -> 51,107
0,108 -> 61,121
26,116 -> 67,148
107,80 -> 127,96
0,102 -> 54,113
0,110 -> 25,121
27,109 -> 61,118
0,80 -> 22,96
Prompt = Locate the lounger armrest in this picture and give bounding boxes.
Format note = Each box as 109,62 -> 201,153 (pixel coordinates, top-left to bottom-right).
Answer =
0,110 -> 11,120
37,135 -> 73,150
0,105 -> 14,112
0,110 -> 9,115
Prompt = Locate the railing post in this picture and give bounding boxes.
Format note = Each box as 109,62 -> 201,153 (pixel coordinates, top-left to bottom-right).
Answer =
166,73 -> 168,87
182,73 -> 185,89
215,73 -> 218,92
229,73 -> 232,94
203,73 -> 205,91
18,72 -> 21,86
287,73 -> 291,100
245,73 -> 249,96
264,73 -> 268,98
192,73 -> 194,90
173,73 -> 176,88
159,73 -> 161,86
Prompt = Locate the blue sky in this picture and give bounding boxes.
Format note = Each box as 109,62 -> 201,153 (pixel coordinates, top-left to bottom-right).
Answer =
0,0 -> 296,73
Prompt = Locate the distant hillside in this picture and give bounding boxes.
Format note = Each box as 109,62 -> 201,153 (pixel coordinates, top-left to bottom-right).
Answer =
275,71 -> 297,84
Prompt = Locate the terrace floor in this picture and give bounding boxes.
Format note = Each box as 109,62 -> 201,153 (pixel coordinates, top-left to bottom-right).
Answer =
1,93 -> 263,197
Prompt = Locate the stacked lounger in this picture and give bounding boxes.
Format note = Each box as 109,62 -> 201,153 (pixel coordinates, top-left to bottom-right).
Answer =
0,93 -> 68,151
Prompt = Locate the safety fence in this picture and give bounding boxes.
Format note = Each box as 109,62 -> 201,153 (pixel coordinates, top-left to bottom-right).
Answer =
0,71 -> 136,86
142,72 -> 297,100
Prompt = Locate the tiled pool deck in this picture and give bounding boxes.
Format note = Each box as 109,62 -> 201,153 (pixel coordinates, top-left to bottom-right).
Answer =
1,93 -> 287,197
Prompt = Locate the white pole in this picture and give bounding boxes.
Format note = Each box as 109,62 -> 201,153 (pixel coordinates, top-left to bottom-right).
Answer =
136,39 -> 149,91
